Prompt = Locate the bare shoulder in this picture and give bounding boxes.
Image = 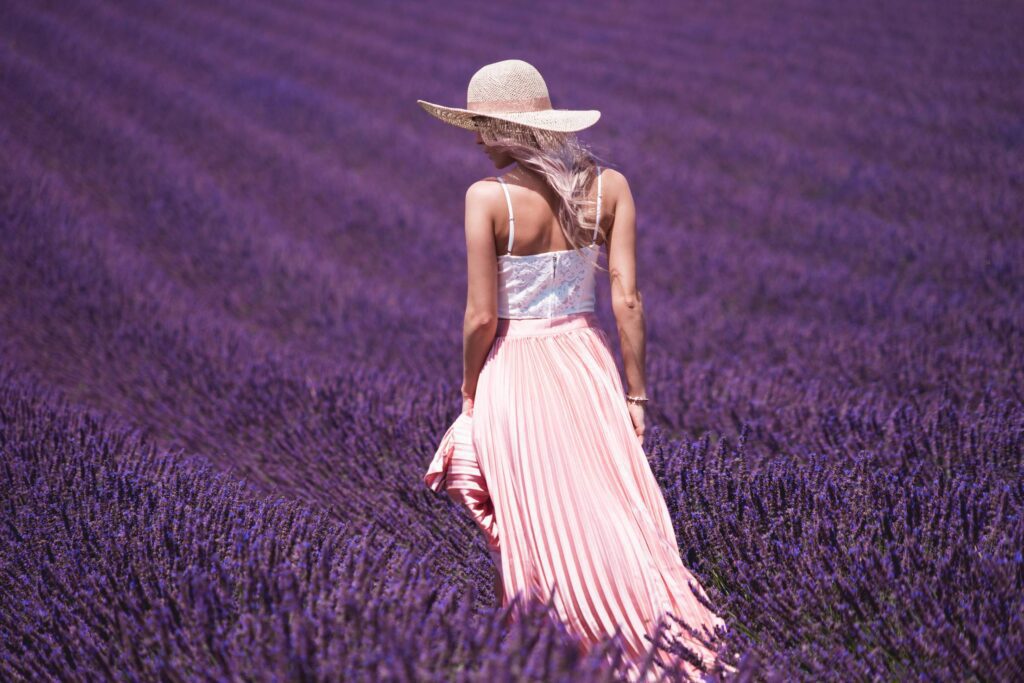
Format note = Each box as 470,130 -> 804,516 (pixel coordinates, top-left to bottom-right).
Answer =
598,168 -> 633,242
463,178 -> 502,245
465,177 -> 498,202
600,166 -> 627,183
600,167 -> 631,199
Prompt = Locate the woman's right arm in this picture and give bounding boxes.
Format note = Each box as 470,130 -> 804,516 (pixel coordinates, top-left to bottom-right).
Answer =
605,172 -> 648,438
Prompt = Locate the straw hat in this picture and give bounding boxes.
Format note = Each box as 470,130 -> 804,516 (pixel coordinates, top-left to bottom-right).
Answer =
416,59 -> 600,133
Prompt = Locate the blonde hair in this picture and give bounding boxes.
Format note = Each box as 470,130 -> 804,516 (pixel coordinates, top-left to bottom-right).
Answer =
476,117 -> 610,272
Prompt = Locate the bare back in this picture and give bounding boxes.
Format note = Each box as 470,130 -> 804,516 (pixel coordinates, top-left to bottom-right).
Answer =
486,166 -> 638,309
489,167 -> 616,258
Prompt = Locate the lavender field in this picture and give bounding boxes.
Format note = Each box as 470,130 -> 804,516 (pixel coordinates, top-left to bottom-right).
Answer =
1,0 -> 1022,680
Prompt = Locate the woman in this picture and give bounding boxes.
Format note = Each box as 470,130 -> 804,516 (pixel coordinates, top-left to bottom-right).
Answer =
419,60 -> 734,682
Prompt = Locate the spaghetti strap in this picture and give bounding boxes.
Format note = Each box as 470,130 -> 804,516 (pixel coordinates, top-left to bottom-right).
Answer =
496,177 -> 516,255
593,165 -> 602,243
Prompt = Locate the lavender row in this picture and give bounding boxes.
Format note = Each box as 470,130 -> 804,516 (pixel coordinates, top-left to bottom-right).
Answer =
1,0 -> 1022,679
2,371 -> 661,681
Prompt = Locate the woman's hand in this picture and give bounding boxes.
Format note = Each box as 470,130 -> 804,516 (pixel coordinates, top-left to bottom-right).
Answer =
627,402 -> 646,446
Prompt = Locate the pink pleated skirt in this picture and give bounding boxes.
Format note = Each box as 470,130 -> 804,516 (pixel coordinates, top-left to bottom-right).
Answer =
426,311 -> 733,681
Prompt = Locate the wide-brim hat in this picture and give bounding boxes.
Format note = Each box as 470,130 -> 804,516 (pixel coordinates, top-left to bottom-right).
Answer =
417,59 -> 600,133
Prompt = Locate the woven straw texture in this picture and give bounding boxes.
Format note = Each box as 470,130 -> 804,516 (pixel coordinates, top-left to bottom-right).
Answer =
417,59 -> 600,132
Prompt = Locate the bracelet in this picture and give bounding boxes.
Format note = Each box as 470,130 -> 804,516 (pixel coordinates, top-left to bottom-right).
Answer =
625,394 -> 649,405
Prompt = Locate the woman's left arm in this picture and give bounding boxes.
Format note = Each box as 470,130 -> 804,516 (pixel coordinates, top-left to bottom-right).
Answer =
461,181 -> 499,414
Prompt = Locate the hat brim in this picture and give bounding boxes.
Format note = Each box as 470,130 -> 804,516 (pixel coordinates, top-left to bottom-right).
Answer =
416,99 -> 600,133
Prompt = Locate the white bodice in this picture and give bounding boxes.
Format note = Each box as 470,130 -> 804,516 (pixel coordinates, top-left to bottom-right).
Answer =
497,244 -> 600,318
495,166 -> 604,320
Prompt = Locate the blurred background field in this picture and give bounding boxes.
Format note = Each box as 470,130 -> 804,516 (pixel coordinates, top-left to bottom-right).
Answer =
1,0 -> 1021,680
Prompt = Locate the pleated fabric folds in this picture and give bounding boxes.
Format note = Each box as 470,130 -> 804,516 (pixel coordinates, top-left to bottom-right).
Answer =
427,311 -> 732,681
424,412 -> 501,568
